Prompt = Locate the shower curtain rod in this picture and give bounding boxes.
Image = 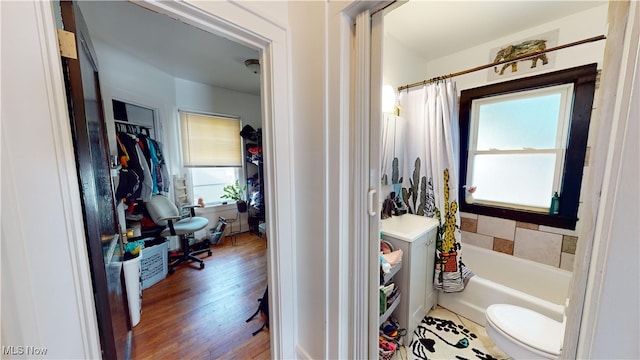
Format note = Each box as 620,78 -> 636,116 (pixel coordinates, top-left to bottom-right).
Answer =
397,34 -> 606,92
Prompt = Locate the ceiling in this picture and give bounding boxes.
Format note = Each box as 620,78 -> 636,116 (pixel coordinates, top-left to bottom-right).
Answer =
77,1 -> 607,96
384,1 -> 608,62
78,1 -> 261,95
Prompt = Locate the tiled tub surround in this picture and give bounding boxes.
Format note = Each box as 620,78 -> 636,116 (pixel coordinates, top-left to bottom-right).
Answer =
460,212 -> 578,270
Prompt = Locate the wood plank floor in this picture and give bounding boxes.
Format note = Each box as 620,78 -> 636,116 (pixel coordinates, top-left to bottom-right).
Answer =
130,232 -> 270,359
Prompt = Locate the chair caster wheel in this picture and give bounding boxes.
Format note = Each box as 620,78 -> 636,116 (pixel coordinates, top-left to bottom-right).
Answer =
168,267 -> 175,275
208,251 -> 212,256
200,263 -> 205,269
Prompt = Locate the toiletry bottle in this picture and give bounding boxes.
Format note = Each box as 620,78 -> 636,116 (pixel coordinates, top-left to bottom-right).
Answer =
549,192 -> 560,215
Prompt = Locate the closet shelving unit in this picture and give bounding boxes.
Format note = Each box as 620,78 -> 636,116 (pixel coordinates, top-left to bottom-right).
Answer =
244,128 -> 265,236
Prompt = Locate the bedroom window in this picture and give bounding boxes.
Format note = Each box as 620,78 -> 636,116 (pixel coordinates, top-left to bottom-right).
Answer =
459,64 -> 597,229
179,111 -> 243,206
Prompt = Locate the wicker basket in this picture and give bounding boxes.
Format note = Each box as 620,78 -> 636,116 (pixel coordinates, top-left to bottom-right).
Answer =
379,335 -> 398,360
379,347 -> 395,360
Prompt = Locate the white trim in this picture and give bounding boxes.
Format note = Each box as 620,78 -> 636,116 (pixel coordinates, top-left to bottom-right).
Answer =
326,3 -> 359,357
35,2 -> 103,357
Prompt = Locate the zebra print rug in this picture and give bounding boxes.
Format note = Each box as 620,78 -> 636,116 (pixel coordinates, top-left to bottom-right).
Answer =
408,308 -> 509,360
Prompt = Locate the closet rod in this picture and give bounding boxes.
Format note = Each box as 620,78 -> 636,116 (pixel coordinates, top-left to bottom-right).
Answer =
397,34 -> 606,92
114,119 -> 151,129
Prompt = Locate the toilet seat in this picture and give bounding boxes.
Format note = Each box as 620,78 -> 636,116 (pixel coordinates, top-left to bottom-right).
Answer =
486,304 -> 563,358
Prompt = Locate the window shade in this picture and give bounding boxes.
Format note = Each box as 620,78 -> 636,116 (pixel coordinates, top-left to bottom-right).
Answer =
180,112 -> 241,167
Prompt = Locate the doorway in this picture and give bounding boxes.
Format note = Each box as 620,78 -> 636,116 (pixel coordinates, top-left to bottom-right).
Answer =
64,1 -> 296,358
374,1 -> 612,358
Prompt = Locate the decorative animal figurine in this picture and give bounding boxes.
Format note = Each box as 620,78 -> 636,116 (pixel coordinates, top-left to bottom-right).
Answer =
493,39 -> 549,75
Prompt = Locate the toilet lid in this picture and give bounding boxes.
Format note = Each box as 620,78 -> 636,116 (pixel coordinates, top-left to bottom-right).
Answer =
486,304 -> 563,356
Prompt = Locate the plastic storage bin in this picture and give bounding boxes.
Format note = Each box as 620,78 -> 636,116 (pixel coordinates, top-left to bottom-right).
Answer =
140,241 -> 168,290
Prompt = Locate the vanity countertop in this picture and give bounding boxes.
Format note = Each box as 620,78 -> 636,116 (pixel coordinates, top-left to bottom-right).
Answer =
381,214 -> 439,242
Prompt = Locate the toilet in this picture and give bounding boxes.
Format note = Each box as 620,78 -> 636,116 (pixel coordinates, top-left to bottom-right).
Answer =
485,304 -> 565,359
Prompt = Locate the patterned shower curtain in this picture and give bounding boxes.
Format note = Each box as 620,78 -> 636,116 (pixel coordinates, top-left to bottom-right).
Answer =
381,113 -> 406,201
398,79 -> 470,292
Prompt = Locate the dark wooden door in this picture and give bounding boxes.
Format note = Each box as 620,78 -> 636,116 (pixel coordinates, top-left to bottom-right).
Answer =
60,2 -> 131,359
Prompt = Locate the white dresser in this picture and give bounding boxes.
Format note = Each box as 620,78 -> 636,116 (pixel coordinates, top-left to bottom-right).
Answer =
381,214 -> 439,346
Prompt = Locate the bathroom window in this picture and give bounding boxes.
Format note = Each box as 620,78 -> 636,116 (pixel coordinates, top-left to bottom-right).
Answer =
459,64 -> 597,229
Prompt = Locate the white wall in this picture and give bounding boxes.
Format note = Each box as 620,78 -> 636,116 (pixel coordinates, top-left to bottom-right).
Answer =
424,5 -> 608,91
287,1 -> 327,358
174,78 -> 261,128
382,33 -> 428,90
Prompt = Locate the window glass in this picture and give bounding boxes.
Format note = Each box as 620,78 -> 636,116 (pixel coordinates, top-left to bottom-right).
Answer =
467,84 -> 572,212
191,167 -> 242,205
471,153 -> 556,209
475,92 -> 562,150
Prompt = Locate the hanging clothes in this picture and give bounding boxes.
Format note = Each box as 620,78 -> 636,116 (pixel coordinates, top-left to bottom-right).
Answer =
116,132 -> 144,205
146,137 -> 170,193
398,79 -> 472,293
115,130 -> 169,205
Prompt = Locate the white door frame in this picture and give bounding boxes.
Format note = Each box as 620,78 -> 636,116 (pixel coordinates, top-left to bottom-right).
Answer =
37,0 -> 296,358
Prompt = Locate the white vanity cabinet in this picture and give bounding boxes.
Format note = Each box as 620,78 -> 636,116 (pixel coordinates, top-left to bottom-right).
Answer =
381,214 -> 439,346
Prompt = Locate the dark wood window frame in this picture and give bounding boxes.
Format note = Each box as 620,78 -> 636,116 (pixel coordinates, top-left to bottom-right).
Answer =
459,63 -> 598,230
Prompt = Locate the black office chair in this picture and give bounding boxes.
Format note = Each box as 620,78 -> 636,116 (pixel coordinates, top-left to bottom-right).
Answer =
145,194 -> 210,273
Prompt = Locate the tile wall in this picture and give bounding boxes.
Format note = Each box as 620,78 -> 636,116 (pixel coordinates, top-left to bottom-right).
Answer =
460,212 -> 577,270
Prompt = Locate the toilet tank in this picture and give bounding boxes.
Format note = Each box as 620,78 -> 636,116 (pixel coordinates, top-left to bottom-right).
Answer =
381,214 -> 439,345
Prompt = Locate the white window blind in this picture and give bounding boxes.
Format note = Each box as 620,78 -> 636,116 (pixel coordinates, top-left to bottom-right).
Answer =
180,112 -> 242,167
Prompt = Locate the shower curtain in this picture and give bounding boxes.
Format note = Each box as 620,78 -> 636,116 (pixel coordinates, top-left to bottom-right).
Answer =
398,79 -> 470,292
381,113 -> 406,205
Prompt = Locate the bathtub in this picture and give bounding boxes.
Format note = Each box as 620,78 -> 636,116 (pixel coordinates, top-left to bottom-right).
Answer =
437,243 -> 572,326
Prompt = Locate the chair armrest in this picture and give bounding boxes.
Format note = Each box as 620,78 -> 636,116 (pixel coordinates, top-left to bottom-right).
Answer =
158,215 -> 180,236
181,204 -> 200,217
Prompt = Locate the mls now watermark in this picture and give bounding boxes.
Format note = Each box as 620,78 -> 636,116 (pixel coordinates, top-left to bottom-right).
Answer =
2,346 -> 48,356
